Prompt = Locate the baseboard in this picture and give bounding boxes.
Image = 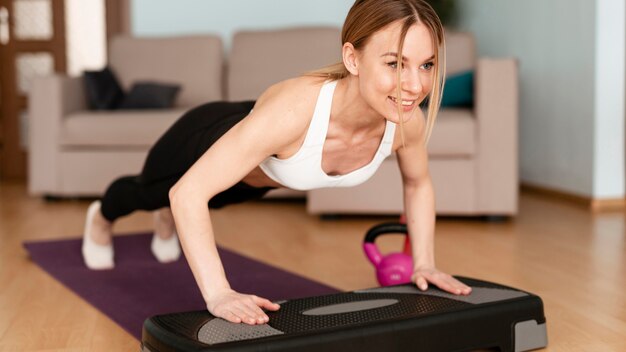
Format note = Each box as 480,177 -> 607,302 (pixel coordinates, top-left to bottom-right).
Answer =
590,198 -> 626,212
520,183 -> 589,206
521,183 -> 625,212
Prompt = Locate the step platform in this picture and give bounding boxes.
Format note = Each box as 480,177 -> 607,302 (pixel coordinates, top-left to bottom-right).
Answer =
141,277 -> 547,352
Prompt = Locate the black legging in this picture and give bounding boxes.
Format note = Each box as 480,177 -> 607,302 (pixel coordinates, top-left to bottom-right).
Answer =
100,100 -> 275,222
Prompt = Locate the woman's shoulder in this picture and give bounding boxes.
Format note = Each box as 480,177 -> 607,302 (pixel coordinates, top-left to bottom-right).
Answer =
251,76 -> 328,130
255,75 -> 327,110
243,76 -> 329,145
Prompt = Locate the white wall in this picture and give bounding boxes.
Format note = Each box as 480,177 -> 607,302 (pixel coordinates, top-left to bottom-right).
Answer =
594,0 -> 625,198
456,0 -> 625,199
131,0 -> 353,49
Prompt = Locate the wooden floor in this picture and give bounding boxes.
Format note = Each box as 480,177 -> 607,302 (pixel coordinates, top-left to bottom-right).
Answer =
0,180 -> 624,351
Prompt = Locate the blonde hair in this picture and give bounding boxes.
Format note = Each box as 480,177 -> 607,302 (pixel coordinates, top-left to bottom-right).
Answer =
308,0 -> 446,145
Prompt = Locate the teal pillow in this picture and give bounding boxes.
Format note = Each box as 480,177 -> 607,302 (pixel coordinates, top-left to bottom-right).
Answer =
441,70 -> 474,107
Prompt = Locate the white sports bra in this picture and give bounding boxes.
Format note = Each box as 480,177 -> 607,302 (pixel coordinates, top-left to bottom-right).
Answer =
258,80 -> 396,191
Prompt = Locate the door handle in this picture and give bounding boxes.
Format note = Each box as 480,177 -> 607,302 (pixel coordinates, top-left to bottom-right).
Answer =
0,6 -> 9,45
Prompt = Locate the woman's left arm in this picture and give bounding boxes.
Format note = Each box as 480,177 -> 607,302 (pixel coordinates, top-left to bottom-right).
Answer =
396,111 -> 472,295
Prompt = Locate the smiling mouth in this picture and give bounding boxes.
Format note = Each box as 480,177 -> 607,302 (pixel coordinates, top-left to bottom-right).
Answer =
388,96 -> 416,106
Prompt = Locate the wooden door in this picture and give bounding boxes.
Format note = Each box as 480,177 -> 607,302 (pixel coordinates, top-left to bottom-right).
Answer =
0,0 -> 66,179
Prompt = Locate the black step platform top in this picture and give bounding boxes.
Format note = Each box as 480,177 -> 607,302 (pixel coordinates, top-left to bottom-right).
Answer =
142,277 -> 547,352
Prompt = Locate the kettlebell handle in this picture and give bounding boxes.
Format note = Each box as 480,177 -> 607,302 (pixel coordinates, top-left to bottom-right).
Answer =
363,222 -> 409,266
363,222 -> 414,286
364,223 -> 408,243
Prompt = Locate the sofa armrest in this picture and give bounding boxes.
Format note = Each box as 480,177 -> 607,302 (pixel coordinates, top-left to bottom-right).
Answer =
474,58 -> 519,215
28,74 -> 86,195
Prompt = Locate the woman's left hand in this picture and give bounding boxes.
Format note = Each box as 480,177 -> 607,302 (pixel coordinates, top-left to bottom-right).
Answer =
412,266 -> 472,295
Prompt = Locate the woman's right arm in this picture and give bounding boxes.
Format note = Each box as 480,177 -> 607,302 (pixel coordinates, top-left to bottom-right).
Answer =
168,79 -> 318,325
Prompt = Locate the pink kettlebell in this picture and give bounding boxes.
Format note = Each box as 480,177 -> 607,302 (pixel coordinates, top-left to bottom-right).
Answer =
363,222 -> 414,286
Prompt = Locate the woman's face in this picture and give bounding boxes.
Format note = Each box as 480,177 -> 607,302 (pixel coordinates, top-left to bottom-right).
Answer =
353,21 -> 436,124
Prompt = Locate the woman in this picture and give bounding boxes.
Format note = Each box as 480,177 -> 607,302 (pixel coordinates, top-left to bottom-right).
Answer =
82,0 -> 473,325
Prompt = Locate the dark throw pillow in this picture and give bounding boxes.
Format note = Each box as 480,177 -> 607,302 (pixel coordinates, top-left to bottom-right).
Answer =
118,82 -> 181,110
441,70 -> 474,108
83,67 -> 125,110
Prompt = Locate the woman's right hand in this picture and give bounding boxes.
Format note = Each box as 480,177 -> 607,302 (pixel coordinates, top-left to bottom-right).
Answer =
206,288 -> 281,325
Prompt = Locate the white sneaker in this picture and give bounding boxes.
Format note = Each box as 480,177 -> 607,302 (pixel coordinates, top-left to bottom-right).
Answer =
151,232 -> 181,263
82,201 -> 114,270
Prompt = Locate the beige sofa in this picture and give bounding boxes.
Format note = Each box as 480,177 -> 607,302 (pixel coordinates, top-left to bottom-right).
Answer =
28,36 -> 222,196
29,27 -> 518,216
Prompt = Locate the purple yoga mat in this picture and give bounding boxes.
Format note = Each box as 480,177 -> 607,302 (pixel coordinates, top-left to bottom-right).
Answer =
23,233 -> 339,340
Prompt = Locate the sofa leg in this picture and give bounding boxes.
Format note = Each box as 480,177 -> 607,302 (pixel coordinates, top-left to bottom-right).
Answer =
320,214 -> 341,221
44,195 -> 63,202
484,215 -> 509,223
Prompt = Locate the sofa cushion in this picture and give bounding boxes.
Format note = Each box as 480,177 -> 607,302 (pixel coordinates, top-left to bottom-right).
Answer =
83,66 -> 125,110
445,31 -> 476,75
427,108 -> 476,157
60,109 -> 186,148
228,27 -> 342,100
109,36 -> 223,107
118,82 -> 181,109
441,70 -> 474,107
